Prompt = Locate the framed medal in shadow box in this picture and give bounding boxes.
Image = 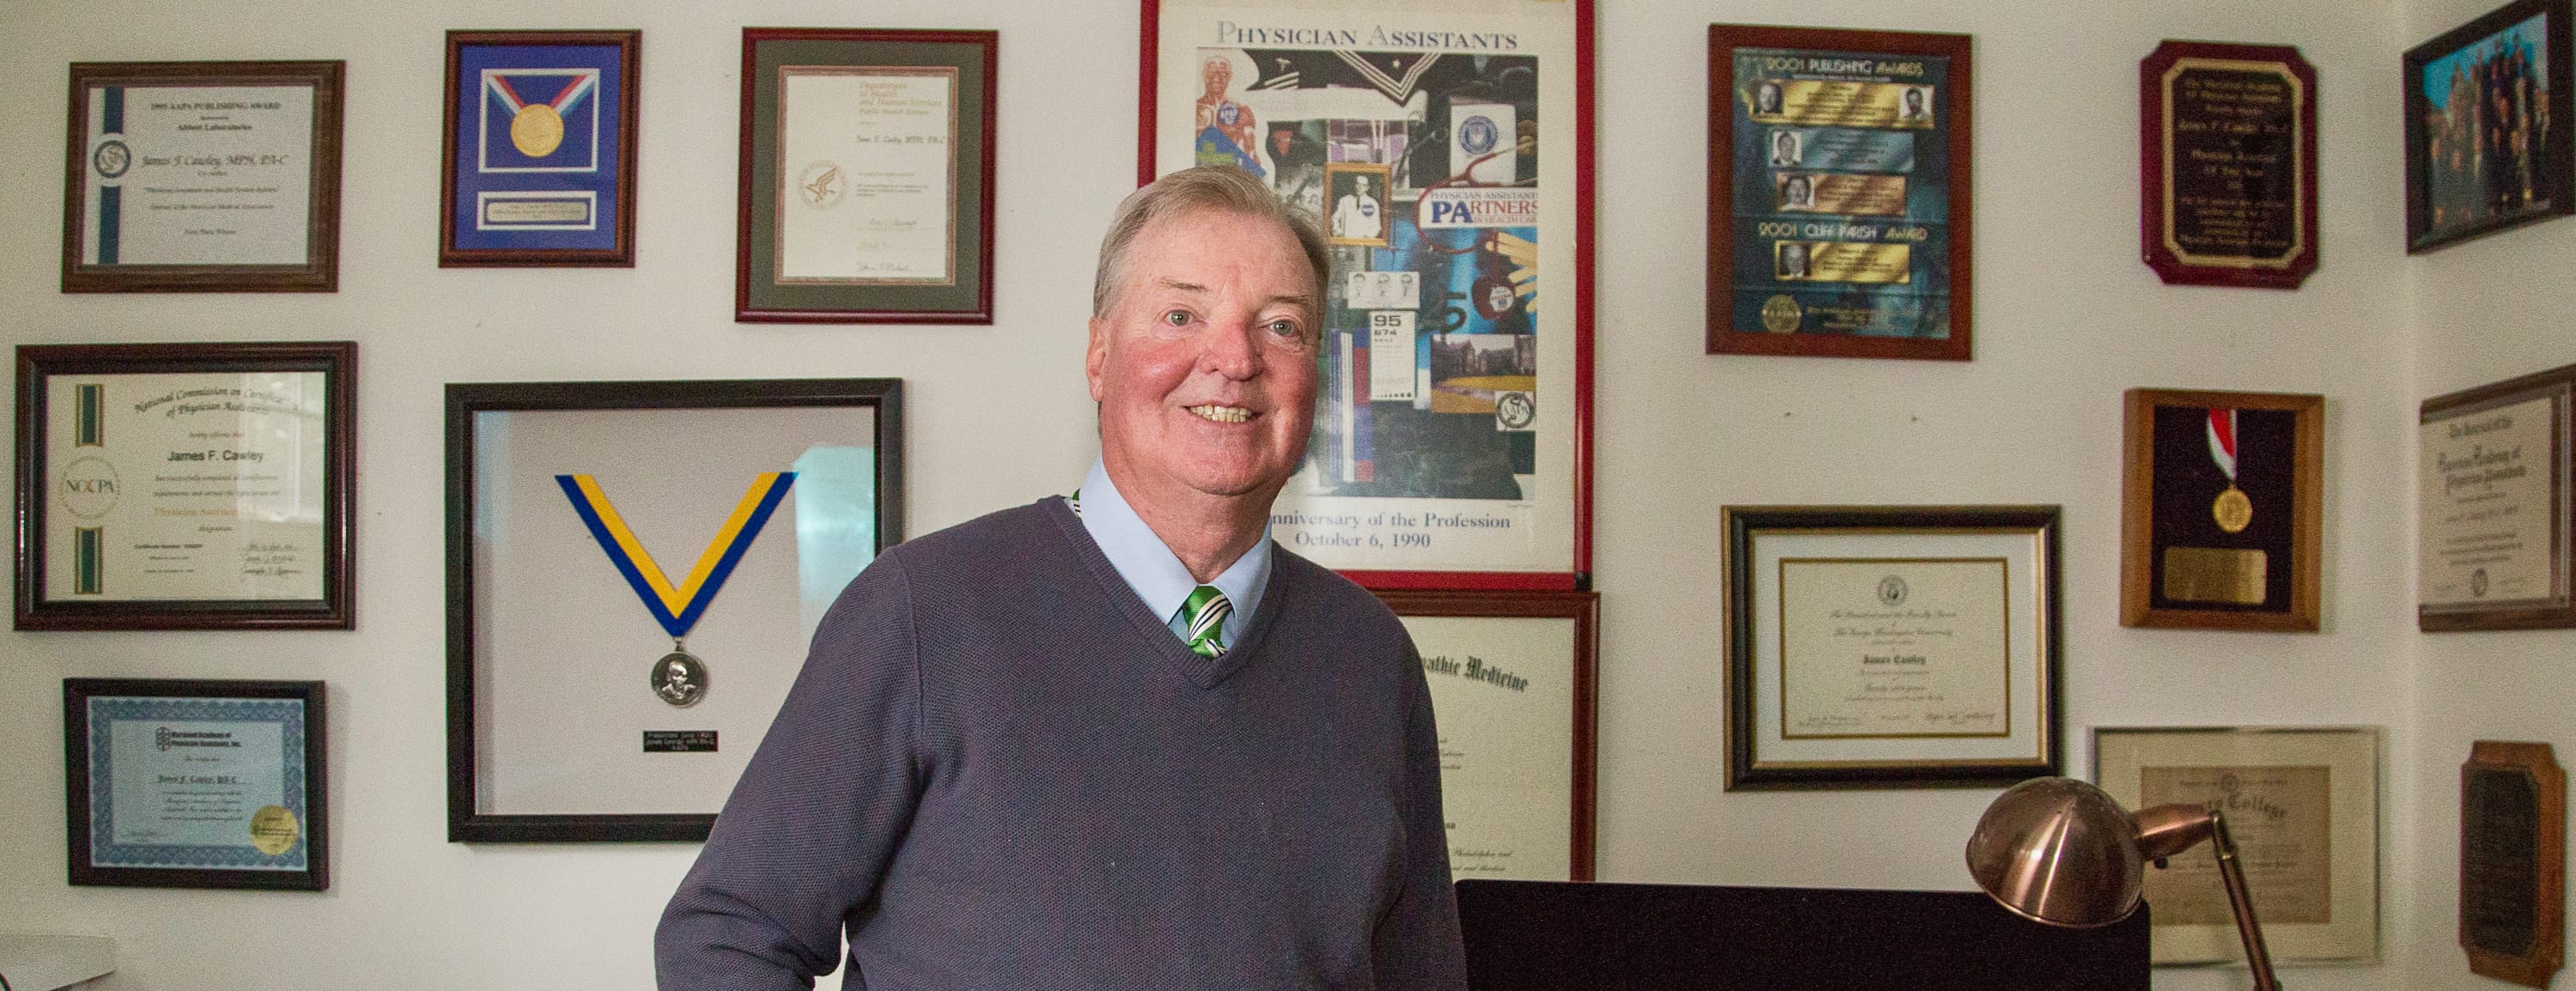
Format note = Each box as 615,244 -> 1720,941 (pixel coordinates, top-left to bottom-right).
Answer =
2119,388 -> 2322,631
445,379 -> 902,842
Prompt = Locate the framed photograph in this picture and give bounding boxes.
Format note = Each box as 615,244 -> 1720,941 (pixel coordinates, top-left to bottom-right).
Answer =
15,342 -> 355,630
1721,505 -> 2059,790
440,30 -> 641,267
64,678 -> 327,891
2461,740 -> 2566,988
2405,0 -> 2573,253
2141,41 -> 2318,289
2093,726 -> 2380,966
62,61 -> 343,293
1374,588 -> 1595,882
736,28 -> 996,324
2120,388 -> 2322,631
2419,362 -> 2575,630
1142,0 -> 1596,590
447,378 -> 902,842
1707,25 -> 1971,361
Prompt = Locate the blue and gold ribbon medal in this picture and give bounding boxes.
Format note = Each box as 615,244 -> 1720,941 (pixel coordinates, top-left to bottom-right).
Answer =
556,471 -> 797,708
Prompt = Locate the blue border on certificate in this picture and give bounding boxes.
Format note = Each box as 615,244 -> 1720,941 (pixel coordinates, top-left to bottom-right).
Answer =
450,43 -> 624,252
87,696 -> 310,870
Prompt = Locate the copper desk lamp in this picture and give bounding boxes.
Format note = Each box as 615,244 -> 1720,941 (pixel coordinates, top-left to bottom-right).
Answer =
1965,776 -> 2282,991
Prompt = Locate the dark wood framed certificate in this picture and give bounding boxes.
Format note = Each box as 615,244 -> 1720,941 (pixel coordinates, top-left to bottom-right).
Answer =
737,28 -> 996,324
440,30 -> 641,267
2120,388 -> 2322,630
64,678 -> 328,891
1372,589 -> 1596,882
2140,41 -> 2318,289
2405,0 -> 2574,253
15,342 -> 356,630
446,378 -> 903,842
2419,362 -> 2576,631
61,61 -> 343,293
2462,740 -> 2566,988
1721,505 -> 2059,790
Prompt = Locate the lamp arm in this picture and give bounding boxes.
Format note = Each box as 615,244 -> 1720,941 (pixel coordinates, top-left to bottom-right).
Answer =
2207,809 -> 2284,991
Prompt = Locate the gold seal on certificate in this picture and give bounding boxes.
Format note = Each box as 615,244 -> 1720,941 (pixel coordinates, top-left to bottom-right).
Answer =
653,648 -> 709,708
2213,485 -> 2253,534
249,805 -> 301,855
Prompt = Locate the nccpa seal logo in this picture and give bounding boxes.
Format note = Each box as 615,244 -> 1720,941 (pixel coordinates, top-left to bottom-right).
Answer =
93,139 -> 132,180
1459,113 -> 1500,156
1877,575 -> 1908,606
1761,294 -> 1803,333
1494,391 -> 1536,431
60,455 -> 120,520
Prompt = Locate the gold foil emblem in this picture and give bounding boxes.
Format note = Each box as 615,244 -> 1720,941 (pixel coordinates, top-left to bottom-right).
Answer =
511,103 -> 565,158
2212,485 -> 2253,533
249,805 -> 300,855
1760,295 -> 1803,333
2163,547 -> 2267,605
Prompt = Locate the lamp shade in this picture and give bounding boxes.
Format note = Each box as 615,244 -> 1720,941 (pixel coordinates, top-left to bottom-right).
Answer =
1964,777 -> 2145,928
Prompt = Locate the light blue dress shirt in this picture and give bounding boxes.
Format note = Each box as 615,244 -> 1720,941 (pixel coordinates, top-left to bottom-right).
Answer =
1075,460 -> 1271,648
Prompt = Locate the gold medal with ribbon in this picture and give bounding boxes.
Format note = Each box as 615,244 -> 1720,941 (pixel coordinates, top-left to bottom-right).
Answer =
558,472 -> 797,707
487,71 -> 598,160
2206,409 -> 2251,534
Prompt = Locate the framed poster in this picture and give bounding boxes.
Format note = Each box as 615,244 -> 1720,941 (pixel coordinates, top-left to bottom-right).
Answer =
2120,388 -> 2322,630
2141,41 -> 2318,289
2461,740 -> 2566,988
2419,362 -> 2575,630
64,678 -> 327,891
1706,25 -> 1971,362
1721,505 -> 2058,790
1374,588 -> 1595,882
440,30 -> 640,267
1142,0 -> 1595,590
15,342 -> 355,630
737,28 -> 996,323
446,378 -> 903,842
2093,726 -> 2381,966
2405,0 -> 2573,252
62,61 -> 343,292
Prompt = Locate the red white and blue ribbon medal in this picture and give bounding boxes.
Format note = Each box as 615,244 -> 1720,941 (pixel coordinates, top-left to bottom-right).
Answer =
488,71 -> 597,159
2206,409 -> 2251,534
557,472 -> 797,707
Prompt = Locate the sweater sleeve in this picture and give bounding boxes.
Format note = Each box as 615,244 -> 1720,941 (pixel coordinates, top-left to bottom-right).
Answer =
655,553 -> 923,990
1372,637 -> 1471,989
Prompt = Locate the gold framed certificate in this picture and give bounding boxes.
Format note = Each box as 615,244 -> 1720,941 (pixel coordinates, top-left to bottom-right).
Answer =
2093,726 -> 2381,966
2420,361 -> 2576,630
1722,505 -> 2059,789
15,342 -> 354,630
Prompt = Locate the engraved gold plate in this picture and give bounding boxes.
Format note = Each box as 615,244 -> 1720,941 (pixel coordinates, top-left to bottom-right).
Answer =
2164,546 -> 2267,605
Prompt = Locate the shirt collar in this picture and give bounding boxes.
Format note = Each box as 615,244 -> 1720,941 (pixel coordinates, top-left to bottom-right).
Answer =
1078,460 -> 1271,631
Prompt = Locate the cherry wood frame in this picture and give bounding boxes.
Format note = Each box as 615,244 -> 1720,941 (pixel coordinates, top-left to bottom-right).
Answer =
440,30 -> 641,268
2462,740 -> 2566,988
2140,41 -> 2319,289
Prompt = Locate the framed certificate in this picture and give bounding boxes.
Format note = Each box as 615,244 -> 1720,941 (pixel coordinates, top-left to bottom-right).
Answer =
2419,362 -> 2576,630
446,378 -> 903,842
2405,0 -> 2573,253
441,30 -> 641,267
736,28 -> 996,323
2461,740 -> 2566,988
1721,505 -> 2058,789
1374,588 -> 1595,882
15,342 -> 355,630
2093,726 -> 2381,966
1707,25 -> 1972,361
2141,41 -> 2318,289
64,678 -> 327,891
62,61 -> 343,293
2121,388 -> 2323,631
1143,0 -> 1596,589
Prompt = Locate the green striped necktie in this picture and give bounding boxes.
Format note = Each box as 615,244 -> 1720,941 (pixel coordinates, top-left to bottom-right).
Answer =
1181,584 -> 1232,658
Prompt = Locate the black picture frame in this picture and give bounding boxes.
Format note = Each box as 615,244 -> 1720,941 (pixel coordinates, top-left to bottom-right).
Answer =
65,678 -> 328,891
446,378 -> 903,842
2404,0 -> 2575,252
15,342 -> 357,630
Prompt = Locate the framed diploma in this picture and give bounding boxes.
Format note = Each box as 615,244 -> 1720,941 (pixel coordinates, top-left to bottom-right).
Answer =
440,30 -> 641,267
2120,388 -> 2322,631
1143,0 -> 1596,589
2405,0 -> 2573,253
736,28 -> 996,324
2140,41 -> 2318,289
1721,505 -> 2058,790
61,61 -> 343,293
2093,726 -> 2381,966
1373,588 -> 1595,882
1706,25 -> 1971,362
2419,362 -> 2576,630
2460,740 -> 2566,988
446,378 -> 902,842
15,342 -> 355,630
64,678 -> 327,891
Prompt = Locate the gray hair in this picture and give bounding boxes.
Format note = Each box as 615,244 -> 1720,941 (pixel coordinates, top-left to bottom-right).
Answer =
1091,165 -> 1329,319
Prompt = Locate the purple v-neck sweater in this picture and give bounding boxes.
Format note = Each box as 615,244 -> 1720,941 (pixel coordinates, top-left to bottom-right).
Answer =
656,498 -> 1466,989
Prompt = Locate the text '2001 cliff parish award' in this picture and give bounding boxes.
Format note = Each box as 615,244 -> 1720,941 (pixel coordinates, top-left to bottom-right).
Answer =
2141,41 -> 2319,289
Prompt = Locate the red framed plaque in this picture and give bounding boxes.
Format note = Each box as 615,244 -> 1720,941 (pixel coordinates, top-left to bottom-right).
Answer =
2141,41 -> 2318,289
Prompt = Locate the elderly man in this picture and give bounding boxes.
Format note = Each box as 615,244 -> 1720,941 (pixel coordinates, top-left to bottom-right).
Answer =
655,166 -> 1467,989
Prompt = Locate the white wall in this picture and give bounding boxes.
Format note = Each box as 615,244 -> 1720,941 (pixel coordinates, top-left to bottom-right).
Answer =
0,0 -> 2451,988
